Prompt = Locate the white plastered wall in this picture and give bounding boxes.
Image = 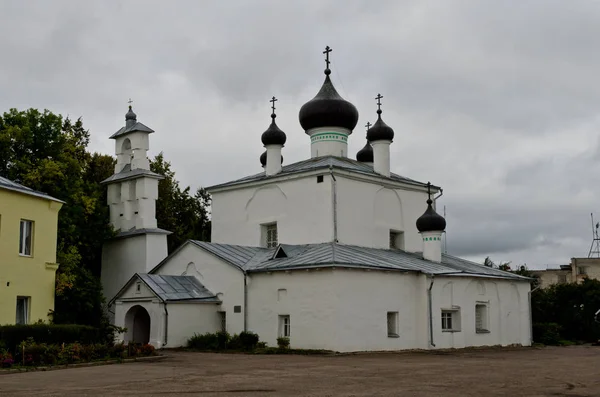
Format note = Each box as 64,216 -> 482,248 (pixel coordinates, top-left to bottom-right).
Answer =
165,303 -> 221,347
152,243 -> 246,334
431,276 -> 531,349
210,177 -> 334,246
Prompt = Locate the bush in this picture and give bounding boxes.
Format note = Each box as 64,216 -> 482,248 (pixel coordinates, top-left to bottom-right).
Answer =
187,332 -> 230,351
277,337 -> 290,349
6,340 -> 155,367
187,331 -> 262,352
532,279 -> 600,343
239,331 -> 259,351
532,323 -> 562,345
0,324 -> 112,354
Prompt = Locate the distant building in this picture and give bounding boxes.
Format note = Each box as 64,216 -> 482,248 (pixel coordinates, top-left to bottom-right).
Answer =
530,258 -> 600,288
0,177 -> 63,324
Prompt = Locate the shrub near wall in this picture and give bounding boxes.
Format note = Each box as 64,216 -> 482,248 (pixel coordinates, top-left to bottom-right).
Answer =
0,324 -> 111,353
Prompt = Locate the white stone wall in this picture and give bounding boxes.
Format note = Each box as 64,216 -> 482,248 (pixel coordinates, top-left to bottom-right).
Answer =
210,177 -> 334,246
246,269 -> 338,350
165,303 -> 221,347
153,243 -> 246,334
246,269 -> 531,352
210,173 -> 438,251
431,276 -> 531,349
335,176 -> 431,252
102,234 -> 167,304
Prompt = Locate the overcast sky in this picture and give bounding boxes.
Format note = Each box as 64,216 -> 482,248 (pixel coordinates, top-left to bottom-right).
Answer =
2,0 -> 600,269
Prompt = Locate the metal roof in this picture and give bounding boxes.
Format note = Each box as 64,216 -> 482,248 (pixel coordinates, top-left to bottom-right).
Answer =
109,121 -> 154,139
100,166 -> 164,184
181,241 -> 530,281
0,176 -> 64,203
206,156 -> 438,191
138,274 -> 219,302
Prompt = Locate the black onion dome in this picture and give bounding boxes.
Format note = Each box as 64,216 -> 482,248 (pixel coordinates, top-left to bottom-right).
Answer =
260,151 -> 267,167
261,114 -> 287,146
356,140 -> 373,163
299,74 -> 359,132
367,112 -> 394,142
416,198 -> 446,233
260,150 -> 284,167
125,105 -> 137,121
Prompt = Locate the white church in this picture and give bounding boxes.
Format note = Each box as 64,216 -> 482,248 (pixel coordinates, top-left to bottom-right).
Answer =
100,48 -> 533,352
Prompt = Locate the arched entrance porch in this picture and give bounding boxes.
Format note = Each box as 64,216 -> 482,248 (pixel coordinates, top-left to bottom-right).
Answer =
124,305 -> 151,344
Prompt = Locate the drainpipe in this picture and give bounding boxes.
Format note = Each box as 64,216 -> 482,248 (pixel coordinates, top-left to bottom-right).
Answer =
428,274 -> 436,347
244,273 -> 248,332
163,302 -> 169,347
528,284 -> 540,346
329,165 -> 338,243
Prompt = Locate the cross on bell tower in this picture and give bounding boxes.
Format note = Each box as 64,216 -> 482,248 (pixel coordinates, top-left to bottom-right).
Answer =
323,46 -> 332,74
270,96 -> 277,115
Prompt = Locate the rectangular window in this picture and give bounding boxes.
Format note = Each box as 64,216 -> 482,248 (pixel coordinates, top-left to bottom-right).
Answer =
279,315 -> 290,338
16,296 -> 30,325
389,231 -> 405,250
264,223 -> 278,248
475,304 -> 489,333
578,266 -> 587,275
387,312 -> 399,337
19,220 -> 33,256
441,309 -> 461,332
219,312 -> 226,332
557,274 -> 567,284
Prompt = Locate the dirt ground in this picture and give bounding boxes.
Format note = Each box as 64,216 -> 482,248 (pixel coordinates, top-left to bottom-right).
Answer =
0,346 -> 599,396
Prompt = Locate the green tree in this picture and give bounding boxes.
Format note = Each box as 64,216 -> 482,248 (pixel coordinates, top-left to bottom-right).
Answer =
150,152 -> 211,252
0,108 -> 114,326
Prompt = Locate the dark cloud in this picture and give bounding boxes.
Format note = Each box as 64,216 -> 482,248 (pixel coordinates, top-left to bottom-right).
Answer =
1,0 -> 599,268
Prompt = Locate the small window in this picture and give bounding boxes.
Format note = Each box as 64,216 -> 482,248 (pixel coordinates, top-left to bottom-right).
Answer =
387,312 -> 399,337
135,282 -> 141,293
16,296 -> 30,325
389,231 -> 405,250
557,274 -> 567,284
578,266 -> 587,275
234,305 -> 242,313
441,309 -> 461,332
475,304 -> 489,333
219,312 -> 226,332
264,223 -> 278,248
317,175 -> 324,183
279,315 -> 290,338
19,219 -> 33,256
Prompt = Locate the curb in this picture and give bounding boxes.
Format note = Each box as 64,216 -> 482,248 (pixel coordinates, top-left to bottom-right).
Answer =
0,354 -> 167,376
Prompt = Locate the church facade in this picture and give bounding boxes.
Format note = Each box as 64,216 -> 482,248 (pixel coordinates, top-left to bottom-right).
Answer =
102,48 -> 532,352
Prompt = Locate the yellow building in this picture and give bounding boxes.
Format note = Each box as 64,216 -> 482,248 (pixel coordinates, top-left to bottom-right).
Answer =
0,176 -> 63,325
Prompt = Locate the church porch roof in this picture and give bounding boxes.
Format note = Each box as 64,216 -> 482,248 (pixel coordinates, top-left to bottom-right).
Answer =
111,273 -> 220,305
206,156 -> 438,192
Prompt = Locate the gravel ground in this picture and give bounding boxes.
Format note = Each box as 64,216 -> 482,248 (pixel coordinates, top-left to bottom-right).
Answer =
0,346 -> 599,396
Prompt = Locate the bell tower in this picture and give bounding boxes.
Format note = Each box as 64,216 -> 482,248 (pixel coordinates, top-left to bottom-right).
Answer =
100,103 -> 170,312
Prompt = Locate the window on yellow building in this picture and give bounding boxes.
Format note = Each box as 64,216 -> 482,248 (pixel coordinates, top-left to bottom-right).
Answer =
16,296 -> 30,324
19,219 -> 33,256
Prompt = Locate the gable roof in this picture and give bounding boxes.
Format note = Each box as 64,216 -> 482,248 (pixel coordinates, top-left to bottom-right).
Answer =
0,176 -> 64,203
152,240 -> 530,281
112,273 -> 220,304
109,122 -> 154,139
206,156 -> 438,191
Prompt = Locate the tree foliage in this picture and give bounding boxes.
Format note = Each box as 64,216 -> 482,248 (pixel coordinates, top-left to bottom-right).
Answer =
0,108 -> 115,326
532,278 -> 600,343
150,152 -> 211,253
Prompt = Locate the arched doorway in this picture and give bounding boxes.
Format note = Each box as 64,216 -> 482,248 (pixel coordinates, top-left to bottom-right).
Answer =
124,305 -> 151,344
